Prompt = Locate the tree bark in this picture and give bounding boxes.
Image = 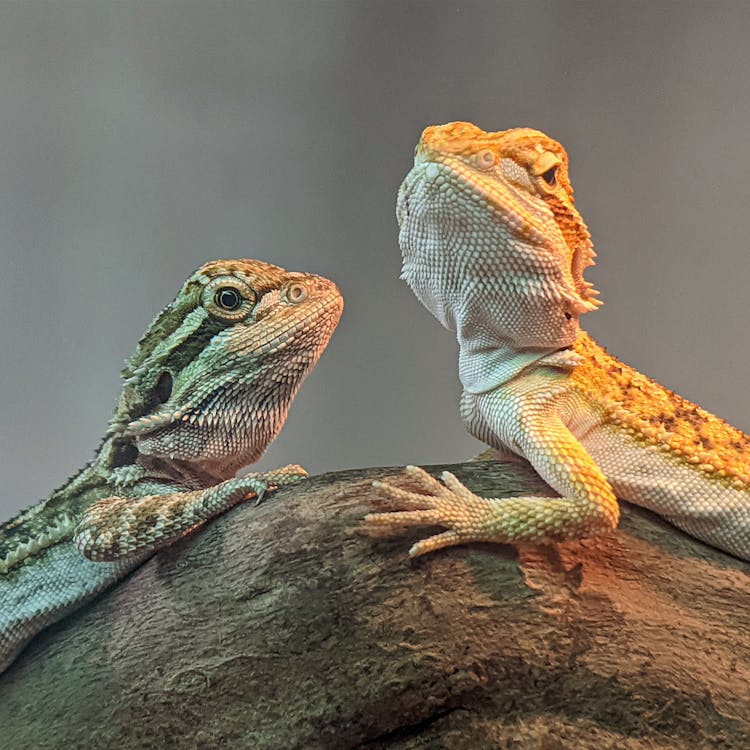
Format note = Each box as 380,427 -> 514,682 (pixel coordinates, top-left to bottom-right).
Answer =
1,461 -> 748,750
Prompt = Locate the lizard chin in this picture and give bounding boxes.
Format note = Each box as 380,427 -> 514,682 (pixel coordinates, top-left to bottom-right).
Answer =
133,395 -> 291,472
397,160 -> 587,350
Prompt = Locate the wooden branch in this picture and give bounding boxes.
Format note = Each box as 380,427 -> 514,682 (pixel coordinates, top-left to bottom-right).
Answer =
1,461 -> 748,749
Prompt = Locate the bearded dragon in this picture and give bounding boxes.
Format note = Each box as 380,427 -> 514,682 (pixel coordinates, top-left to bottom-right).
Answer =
0,258 -> 343,674
368,121 -> 750,561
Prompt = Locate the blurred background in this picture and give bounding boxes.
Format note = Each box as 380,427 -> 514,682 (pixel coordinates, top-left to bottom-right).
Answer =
2,1 -> 749,517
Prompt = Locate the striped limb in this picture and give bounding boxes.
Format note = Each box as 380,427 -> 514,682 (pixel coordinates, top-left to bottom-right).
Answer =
74,464 -> 307,562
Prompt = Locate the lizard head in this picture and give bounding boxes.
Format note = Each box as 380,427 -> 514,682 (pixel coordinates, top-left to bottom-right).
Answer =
397,121 -> 600,350
110,259 -> 343,474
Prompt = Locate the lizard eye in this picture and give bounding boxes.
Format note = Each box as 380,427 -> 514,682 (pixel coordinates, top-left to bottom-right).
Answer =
533,151 -> 562,191
215,287 -> 242,311
541,166 -> 558,187
285,282 -> 308,304
203,276 -> 256,321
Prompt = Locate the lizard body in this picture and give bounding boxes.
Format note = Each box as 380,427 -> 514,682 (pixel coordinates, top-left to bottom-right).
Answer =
1,258 -> 342,674
369,122 -> 750,560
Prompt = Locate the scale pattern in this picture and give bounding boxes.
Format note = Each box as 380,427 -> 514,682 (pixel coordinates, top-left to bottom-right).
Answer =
0,258 -> 343,673
572,334 -> 750,490
369,121 -> 750,561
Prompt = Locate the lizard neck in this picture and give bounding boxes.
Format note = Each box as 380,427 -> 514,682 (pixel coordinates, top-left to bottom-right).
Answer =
458,335 -> 559,394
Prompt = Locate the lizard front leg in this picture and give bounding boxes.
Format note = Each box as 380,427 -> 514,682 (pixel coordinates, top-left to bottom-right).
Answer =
367,416 -> 620,556
75,465 -> 307,562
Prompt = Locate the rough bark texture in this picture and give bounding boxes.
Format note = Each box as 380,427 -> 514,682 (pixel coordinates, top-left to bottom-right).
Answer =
1,461 -> 749,750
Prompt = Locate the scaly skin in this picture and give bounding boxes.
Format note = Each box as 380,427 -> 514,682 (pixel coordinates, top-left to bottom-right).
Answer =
368,121 -> 750,560
0,258 -> 343,674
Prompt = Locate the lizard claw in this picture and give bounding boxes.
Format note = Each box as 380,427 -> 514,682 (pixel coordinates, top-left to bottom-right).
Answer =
409,530 -> 462,557
243,464 -> 309,505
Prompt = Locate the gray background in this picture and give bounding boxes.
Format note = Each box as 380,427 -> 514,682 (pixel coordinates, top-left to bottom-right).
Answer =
1,1 -> 749,517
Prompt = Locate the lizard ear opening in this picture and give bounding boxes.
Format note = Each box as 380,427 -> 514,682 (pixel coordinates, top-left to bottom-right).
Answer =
154,371 -> 173,404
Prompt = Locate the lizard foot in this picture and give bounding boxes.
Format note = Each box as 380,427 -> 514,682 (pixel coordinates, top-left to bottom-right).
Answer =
367,465 -> 501,557
242,464 -> 308,505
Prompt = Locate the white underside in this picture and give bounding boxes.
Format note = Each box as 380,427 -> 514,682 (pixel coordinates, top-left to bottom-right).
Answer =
584,422 -> 750,560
